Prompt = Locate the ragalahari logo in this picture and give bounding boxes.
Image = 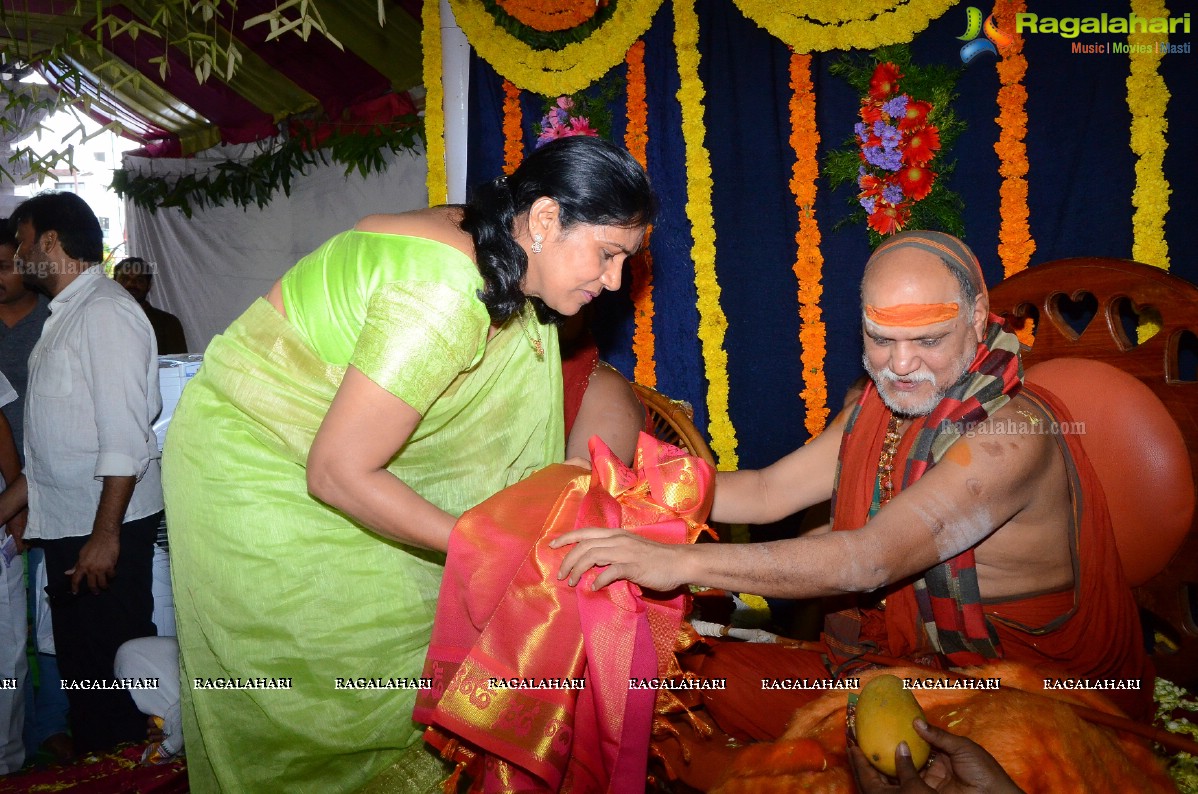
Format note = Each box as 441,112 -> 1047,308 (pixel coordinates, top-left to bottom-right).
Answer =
958,6 -> 1014,63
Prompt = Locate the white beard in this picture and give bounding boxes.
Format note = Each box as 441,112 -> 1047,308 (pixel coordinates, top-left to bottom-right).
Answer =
862,346 -> 976,418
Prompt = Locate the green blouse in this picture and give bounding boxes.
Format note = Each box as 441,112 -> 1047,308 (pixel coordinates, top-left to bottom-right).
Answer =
282,230 -> 491,414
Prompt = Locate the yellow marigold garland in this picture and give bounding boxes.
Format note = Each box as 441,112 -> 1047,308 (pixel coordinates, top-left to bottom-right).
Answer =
624,40 -> 657,388
495,0 -> 598,32
733,0 -> 956,53
788,53 -> 829,438
1126,0 -> 1172,271
449,0 -> 663,95
674,0 -> 737,470
993,0 -> 1035,280
502,80 -> 524,175
422,0 -> 448,205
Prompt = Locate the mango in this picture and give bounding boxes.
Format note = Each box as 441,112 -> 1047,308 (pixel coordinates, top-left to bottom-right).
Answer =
855,674 -> 931,777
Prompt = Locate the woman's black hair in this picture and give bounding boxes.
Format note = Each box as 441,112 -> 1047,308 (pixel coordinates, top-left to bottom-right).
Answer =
459,135 -> 656,325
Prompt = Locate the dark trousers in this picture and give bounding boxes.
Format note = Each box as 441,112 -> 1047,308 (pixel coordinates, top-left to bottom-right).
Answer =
41,511 -> 162,753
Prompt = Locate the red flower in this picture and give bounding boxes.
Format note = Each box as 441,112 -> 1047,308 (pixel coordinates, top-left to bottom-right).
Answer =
868,204 -> 909,235
859,173 -> 885,196
899,100 -> 932,131
903,125 -> 941,166
898,165 -> 936,201
869,62 -> 903,100
860,102 -> 884,125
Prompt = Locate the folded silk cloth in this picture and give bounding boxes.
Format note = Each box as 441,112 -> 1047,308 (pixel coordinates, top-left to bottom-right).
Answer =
414,432 -> 715,793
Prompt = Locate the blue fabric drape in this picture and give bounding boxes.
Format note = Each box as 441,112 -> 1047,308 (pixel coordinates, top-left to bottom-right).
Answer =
466,0 -> 1196,477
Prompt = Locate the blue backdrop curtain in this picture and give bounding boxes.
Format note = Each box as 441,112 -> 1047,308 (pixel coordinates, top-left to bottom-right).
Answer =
466,0 -> 1196,486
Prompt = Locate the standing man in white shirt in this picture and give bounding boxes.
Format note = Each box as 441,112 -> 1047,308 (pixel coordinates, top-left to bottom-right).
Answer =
9,192 -> 164,755
0,366 -> 25,774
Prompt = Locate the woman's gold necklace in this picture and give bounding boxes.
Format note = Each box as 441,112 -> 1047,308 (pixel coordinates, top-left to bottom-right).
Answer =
515,304 -> 545,361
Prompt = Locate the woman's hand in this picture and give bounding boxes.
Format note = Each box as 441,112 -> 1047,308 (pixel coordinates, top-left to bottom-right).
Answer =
848,719 -> 1024,794
550,528 -> 690,591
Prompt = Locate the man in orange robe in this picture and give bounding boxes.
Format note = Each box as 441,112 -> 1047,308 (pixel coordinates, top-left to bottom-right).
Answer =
554,231 -> 1153,748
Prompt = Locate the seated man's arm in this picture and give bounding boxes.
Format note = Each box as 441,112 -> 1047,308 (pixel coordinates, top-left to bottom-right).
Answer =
555,406 -> 1053,596
710,405 -> 848,526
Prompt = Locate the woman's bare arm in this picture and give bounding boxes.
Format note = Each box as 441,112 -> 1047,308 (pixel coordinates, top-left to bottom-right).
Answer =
307,366 -> 456,552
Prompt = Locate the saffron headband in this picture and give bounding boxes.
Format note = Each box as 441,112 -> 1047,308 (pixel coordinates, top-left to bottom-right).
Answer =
865,303 -> 960,327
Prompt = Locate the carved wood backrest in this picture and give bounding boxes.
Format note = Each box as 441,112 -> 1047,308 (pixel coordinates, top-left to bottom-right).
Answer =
989,257 -> 1198,687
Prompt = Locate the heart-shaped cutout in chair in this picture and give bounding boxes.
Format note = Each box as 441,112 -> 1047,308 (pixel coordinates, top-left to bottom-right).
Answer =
1047,291 -> 1099,341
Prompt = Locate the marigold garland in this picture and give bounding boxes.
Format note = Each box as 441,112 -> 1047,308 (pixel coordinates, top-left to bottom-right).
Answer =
1126,0 -> 1172,271
993,0 -> 1035,279
674,0 -> 737,470
624,40 -> 657,388
733,0 -> 957,53
501,80 -> 524,175
449,0 -> 662,95
422,0 -> 448,205
799,0 -> 900,24
788,53 -> 829,438
495,0 -> 598,32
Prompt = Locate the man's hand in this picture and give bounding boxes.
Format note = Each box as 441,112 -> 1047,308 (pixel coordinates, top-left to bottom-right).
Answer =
848,719 -> 1024,794
550,528 -> 689,591
68,531 -> 120,594
7,509 -> 27,552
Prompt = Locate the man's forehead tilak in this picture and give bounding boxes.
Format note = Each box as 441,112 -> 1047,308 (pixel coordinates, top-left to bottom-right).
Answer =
862,230 -> 985,328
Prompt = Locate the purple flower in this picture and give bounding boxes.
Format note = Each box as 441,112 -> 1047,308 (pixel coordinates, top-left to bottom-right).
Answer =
854,122 -> 868,143
882,95 -> 909,119
860,196 -> 877,214
863,144 -> 903,171
882,183 -> 905,204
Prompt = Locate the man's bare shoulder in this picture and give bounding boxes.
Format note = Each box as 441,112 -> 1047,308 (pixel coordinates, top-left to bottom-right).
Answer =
954,394 -> 1059,471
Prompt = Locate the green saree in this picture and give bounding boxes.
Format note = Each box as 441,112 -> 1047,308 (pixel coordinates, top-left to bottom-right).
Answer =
162,232 -> 563,792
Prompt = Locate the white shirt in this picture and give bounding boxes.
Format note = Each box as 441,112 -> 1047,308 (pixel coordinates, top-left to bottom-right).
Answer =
0,370 -> 15,423
24,266 -> 163,540
0,367 -> 15,514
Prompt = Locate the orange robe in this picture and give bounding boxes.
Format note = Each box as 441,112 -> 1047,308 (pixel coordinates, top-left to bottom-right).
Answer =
687,382 -> 1153,746
709,664 -> 1177,793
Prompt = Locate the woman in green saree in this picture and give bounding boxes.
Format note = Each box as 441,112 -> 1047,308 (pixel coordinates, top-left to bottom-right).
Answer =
162,137 -> 655,792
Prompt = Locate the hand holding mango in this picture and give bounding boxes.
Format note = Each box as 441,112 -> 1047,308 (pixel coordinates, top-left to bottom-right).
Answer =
848,689 -> 1026,794
856,674 -> 932,776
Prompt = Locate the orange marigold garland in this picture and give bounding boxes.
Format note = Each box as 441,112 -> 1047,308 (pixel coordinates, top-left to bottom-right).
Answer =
788,53 -> 829,437
624,40 -> 657,388
495,0 -> 599,32
502,80 -> 524,175
993,0 -> 1035,279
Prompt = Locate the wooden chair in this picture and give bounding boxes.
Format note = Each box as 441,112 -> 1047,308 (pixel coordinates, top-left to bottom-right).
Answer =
989,257 -> 1198,688
631,382 -> 717,468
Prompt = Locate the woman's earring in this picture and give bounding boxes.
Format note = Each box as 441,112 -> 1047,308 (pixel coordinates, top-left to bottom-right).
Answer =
531,234 -> 543,254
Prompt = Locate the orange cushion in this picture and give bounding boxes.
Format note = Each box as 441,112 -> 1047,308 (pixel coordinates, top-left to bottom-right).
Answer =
1024,358 -> 1194,586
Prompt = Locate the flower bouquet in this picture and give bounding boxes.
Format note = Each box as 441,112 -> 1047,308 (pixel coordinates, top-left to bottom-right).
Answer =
536,95 -> 600,146
826,46 -> 965,246
534,76 -> 620,149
